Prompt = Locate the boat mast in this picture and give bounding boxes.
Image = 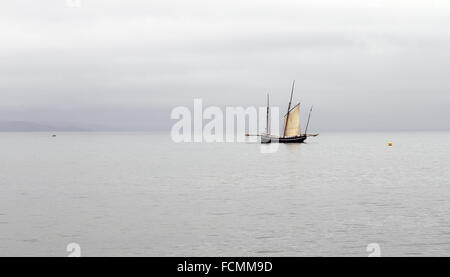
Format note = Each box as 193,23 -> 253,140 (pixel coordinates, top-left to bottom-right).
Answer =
304,106 -> 313,135
283,80 -> 295,138
266,93 -> 270,135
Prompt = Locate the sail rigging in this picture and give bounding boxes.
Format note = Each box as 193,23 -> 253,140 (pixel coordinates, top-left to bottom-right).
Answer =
283,81 -> 295,137
283,103 -> 301,137
258,80 -> 316,144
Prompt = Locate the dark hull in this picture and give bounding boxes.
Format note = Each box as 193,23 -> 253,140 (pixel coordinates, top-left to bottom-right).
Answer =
261,135 -> 307,144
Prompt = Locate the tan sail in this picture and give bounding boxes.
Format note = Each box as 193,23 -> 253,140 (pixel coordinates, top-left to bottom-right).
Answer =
283,104 -> 301,137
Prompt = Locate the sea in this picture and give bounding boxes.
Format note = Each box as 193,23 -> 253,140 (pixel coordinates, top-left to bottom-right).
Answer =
0,132 -> 449,256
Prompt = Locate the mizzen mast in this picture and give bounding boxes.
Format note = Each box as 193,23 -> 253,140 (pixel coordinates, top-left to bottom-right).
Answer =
305,106 -> 313,135
266,93 -> 270,135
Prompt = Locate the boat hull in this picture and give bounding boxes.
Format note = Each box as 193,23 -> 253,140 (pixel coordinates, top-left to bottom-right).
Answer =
261,135 -> 307,144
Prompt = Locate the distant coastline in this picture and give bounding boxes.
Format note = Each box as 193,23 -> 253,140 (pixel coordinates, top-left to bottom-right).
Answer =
0,121 -> 167,132
0,121 -> 448,132
0,121 -> 90,132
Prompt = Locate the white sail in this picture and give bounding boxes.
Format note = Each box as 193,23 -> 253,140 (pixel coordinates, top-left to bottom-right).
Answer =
283,104 -> 301,137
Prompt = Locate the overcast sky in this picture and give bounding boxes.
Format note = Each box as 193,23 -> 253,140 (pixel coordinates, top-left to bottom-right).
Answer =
0,0 -> 449,131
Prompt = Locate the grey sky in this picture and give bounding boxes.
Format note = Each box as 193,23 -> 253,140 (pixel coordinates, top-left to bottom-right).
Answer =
0,0 -> 449,131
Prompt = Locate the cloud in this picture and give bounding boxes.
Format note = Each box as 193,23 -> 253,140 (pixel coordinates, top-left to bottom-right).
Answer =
0,0 -> 449,130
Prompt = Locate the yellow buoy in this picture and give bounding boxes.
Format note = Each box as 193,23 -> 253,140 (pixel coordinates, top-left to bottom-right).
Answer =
388,142 -> 393,146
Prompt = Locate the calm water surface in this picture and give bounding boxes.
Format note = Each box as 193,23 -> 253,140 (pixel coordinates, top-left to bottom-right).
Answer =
0,132 -> 449,256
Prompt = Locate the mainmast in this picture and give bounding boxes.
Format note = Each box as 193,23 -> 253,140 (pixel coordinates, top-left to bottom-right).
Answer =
283,80 -> 295,138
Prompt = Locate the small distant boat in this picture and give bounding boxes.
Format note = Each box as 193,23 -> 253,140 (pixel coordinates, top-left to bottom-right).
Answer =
260,80 -> 317,144
52,134 -> 56,137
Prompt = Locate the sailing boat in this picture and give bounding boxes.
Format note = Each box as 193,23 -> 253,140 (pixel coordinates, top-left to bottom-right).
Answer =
261,80 -> 314,144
